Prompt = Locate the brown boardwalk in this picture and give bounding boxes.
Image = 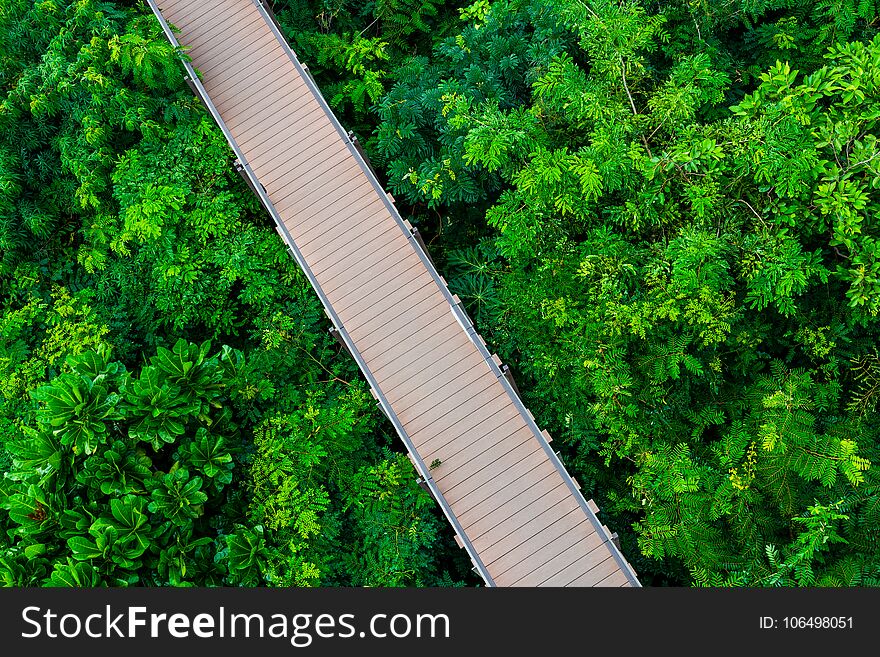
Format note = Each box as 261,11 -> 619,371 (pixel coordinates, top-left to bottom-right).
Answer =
148,0 -> 640,587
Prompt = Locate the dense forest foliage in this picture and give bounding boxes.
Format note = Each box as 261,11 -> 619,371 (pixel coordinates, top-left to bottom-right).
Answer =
1,0 -> 878,587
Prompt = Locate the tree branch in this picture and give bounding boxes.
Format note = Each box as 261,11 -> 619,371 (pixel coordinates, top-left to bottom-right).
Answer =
621,56 -> 638,115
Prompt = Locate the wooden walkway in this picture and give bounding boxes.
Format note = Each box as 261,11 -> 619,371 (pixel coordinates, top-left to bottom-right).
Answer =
148,0 -> 640,587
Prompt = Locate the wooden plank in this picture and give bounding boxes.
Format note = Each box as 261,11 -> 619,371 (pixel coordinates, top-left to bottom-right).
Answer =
300,207 -> 392,269
256,128 -> 346,185
318,237 -> 413,297
162,0 -> 219,10
348,293 -> 445,349
406,374 -> 504,439
447,458 -> 559,516
231,82 -> 324,148
195,32 -> 280,83
271,158 -> 364,212
254,115 -> 341,181
360,302 -> 452,362
418,395 -> 515,459
181,28 -> 262,61
462,474 -> 567,538
327,239 -> 424,309
419,406 -> 520,470
202,43 -> 291,102
250,113 -> 329,170
216,75 -> 303,122
361,306 -> 450,364
269,156 -> 362,215
246,107 -> 332,164
297,204 -> 389,255
594,570 -> 630,587
267,153 -> 361,210
223,78 -> 313,135
160,0 -> 233,20
381,344 -> 481,406
485,496 -> 585,568
200,43 -> 290,99
186,12 -> 268,54
314,226 -> 404,283
205,57 -> 292,111
430,412 -> 524,481
165,3 -> 248,39
222,75 -> 305,125
373,328 -> 473,391
234,87 -> 323,147
321,246 -> 411,301
341,273 -> 435,332
297,197 -> 387,252
160,0 -> 214,7
364,314 -> 464,376
491,503 -> 590,586
392,356 -> 487,416
278,174 -> 370,222
399,368 -> 498,431
436,424 -> 535,493
203,51 -> 290,105
195,37 -> 282,92
164,12 -> 239,44
227,94 -> 313,147
281,181 -> 377,237
161,1 -> 234,33
512,535 -> 607,587
184,16 -> 265,61
453,458 -> 553,524
279,170 -> 373,226
295,194 -> 386,250
347,282 -> 438,345
337,260 -> 433,320
455,458 -> 560,518
552,553 -> 618,588
564,555 -> 622,587
365,317 -> 452,371
481,505 -> 587,572
161,0 -> 223,19
441,433 -> 542,509
310,217 -> 398,278
316,232 -> 410,290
